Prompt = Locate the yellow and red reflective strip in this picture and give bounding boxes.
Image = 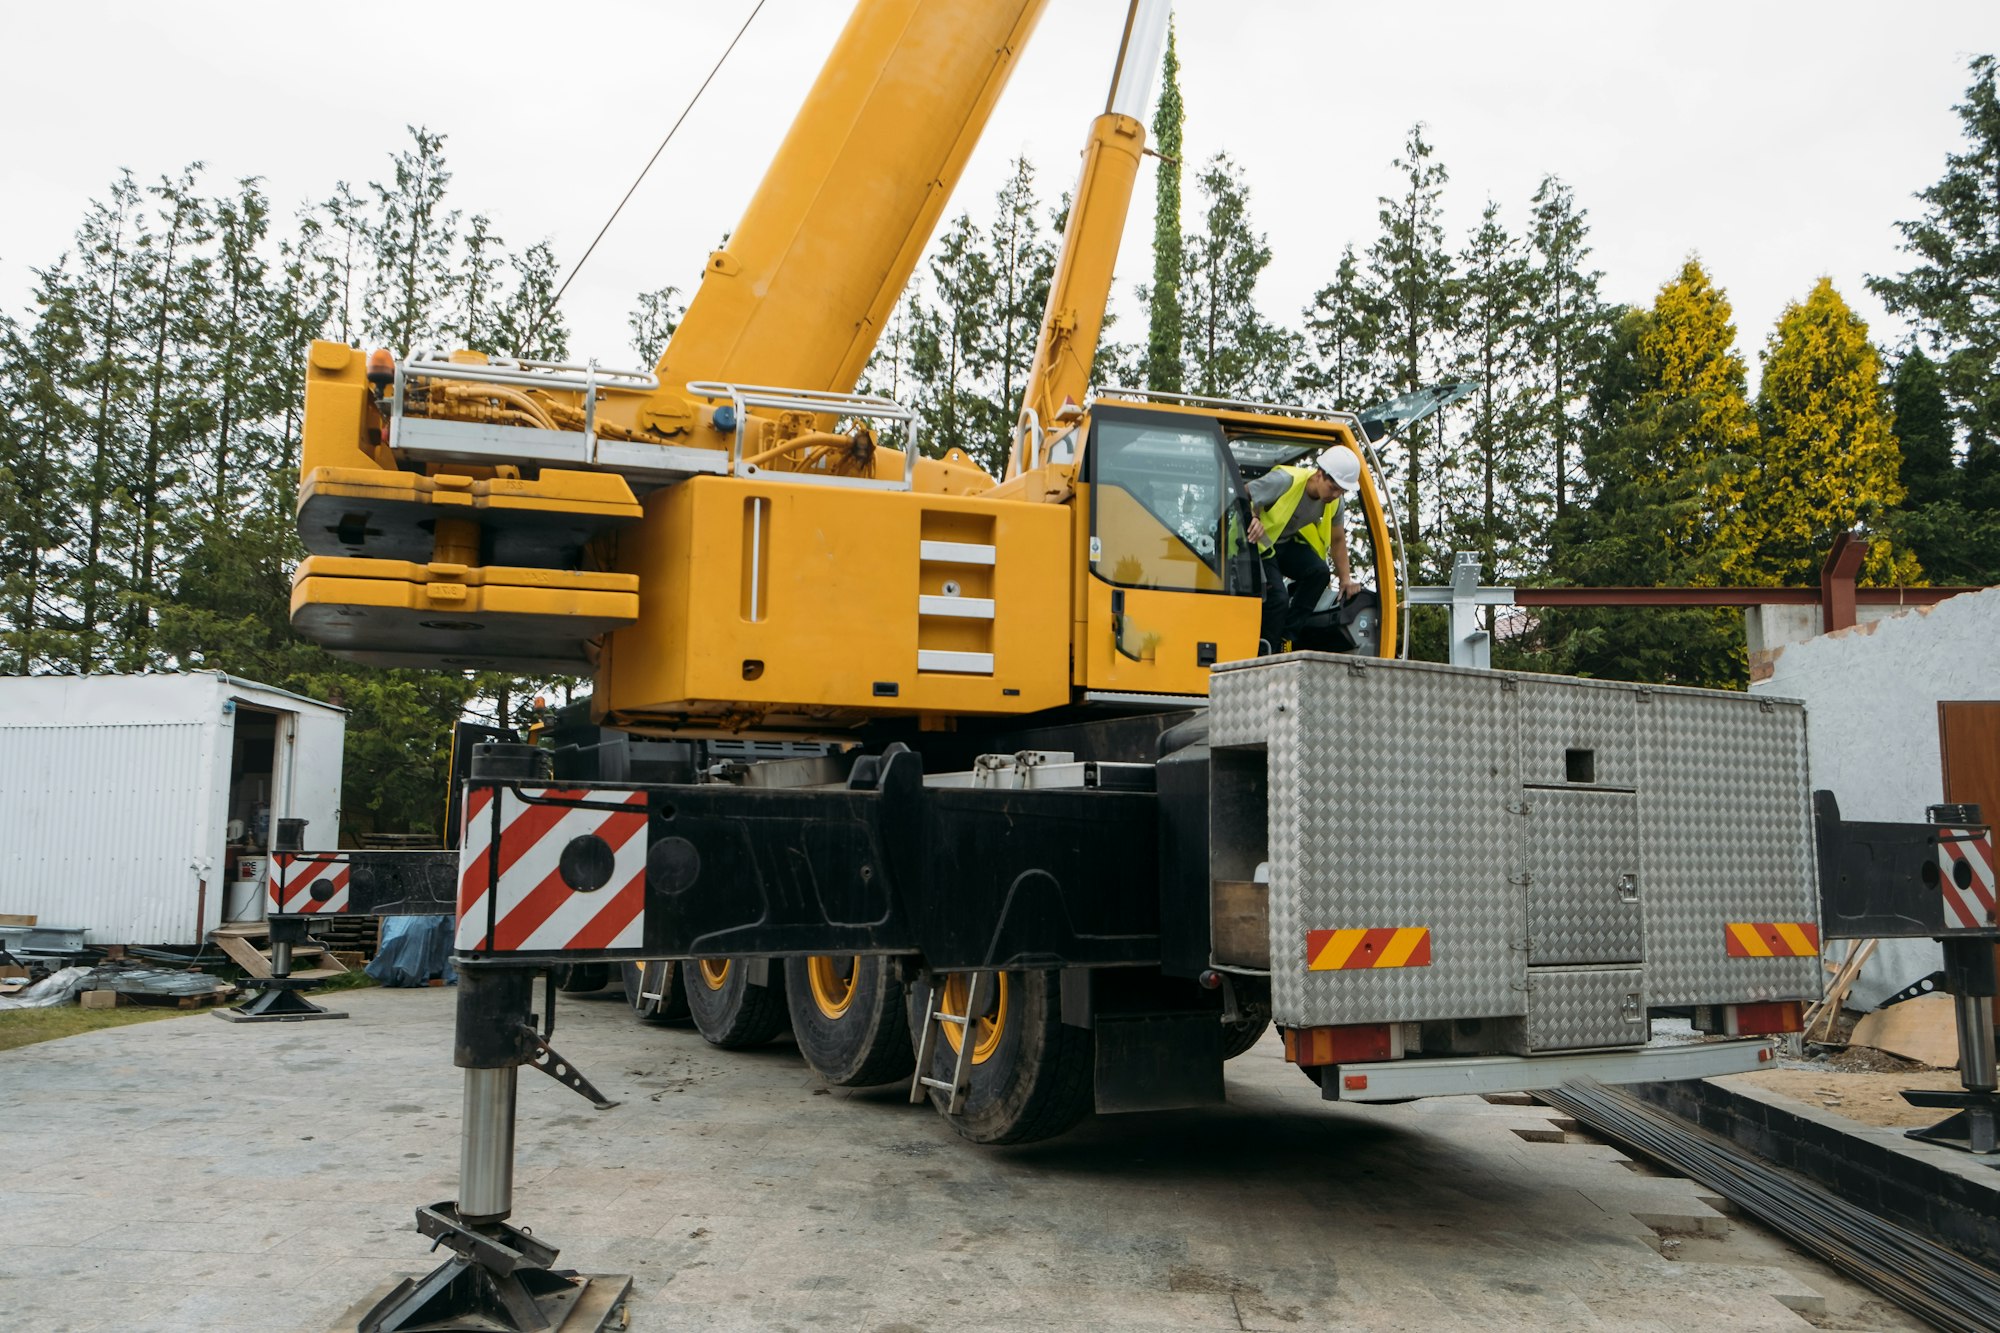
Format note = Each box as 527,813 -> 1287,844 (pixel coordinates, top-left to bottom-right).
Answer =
1306,927 -> 1432,970
1724,921 -> 1820,958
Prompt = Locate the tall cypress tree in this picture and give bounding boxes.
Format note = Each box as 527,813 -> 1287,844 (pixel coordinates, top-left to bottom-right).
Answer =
1734,279 -> 1916,585
1144,21 -> 1184,393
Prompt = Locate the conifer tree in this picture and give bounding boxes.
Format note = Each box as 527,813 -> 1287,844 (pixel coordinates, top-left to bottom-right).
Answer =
1871,55 -> 2000,460
1365,126 -> 1454,572
1181,154 -> 1293,400
910,212 -> 999,469
1450,200 -> 1534,574
121,166 -> 216,669
1301,245 -> 1381,409
1145,21 -> 1184,393
312,181 -> 369,347
0,274 -> 85,671
1734,280 -> 1917,585
70,172 -> 146,671
365,127 -> 459,355
1546,261 -> 1754,687
491,241 -> 569,361
1524,176 -> 1608,528
457,214 -> 506,352
1632,257 -> 1757,563
627,285 -> 684,367
987,157 -> 1054,438
1891,348 -> 1954,509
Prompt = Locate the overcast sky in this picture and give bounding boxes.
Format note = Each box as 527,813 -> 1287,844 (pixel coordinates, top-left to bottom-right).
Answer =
8,2 -> 1998,387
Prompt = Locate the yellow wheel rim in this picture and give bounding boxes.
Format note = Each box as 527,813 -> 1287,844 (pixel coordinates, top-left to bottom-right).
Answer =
697,958 -> 731,991
807,954 -> 860,1019
939,972 -> 1009,1064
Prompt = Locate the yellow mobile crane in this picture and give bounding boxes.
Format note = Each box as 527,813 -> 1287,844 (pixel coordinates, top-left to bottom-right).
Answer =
286,5 -> 1825,1326
292,0 -> 1408,1121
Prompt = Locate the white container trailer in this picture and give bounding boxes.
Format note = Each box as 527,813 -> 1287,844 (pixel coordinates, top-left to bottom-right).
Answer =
0,673 -> 345,946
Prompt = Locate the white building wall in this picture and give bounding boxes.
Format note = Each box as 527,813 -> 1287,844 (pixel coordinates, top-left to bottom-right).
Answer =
1753,587 -> 2000,1007
0,674 -> 344,945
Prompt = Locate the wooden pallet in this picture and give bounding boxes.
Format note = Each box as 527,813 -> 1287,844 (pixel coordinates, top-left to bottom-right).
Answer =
82,986 -> 240,1010
207,922 -> 348,980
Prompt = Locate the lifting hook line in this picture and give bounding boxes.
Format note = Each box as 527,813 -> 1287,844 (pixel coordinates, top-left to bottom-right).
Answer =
524,0 -> 770,349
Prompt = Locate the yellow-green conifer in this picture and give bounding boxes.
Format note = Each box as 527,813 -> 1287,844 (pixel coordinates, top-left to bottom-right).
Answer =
1739,279 -> 1920,585
1631,258 -> 1757,574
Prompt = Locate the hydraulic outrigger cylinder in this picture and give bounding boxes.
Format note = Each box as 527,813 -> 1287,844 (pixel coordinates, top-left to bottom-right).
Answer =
354,966 -> 629,1333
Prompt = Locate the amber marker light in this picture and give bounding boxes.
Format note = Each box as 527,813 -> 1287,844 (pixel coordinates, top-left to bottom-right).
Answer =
367,348 -> 396,390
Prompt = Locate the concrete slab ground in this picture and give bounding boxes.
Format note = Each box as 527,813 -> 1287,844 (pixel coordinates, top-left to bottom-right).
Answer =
0,987 -> 1926,1332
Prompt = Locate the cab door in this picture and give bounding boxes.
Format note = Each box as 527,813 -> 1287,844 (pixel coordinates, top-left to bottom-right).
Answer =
1074,407 -> 1261,698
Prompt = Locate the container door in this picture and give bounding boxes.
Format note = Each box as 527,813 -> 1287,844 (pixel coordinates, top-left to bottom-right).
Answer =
1523,786 -> 1646,1051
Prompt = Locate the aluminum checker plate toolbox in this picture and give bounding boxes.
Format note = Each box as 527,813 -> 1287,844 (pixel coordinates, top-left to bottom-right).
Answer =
1207,654 -> 1819,1034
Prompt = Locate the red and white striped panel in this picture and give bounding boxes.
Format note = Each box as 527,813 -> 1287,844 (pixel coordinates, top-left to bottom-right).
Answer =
456,786 -> 650,952
1940,829 -> 1997,931
268,853 -> 350,915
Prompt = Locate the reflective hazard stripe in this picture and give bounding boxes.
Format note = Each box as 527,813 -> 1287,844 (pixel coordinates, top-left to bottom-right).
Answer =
268,853 -> 350,915
1724,921 -> 1821,958
1940,830 -> 1997,930
1305,927 -> 1432,970
456,787 -> 649,953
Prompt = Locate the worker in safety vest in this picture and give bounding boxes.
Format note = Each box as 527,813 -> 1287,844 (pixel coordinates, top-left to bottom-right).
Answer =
1244,447 -> 1362,651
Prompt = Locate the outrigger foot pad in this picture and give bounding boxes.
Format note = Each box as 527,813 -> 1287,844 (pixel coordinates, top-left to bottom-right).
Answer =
1903,1088 -> 2000,1155
215,978 -> 348,1023
342,1203 -> 631,1333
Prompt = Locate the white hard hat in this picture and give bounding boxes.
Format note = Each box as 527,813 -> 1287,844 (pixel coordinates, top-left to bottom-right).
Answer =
1317,446 -> 1362,492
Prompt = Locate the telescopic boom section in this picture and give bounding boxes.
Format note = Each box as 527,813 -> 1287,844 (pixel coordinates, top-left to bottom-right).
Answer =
1011,0 -> 1170,476
657,0 -> 1052,398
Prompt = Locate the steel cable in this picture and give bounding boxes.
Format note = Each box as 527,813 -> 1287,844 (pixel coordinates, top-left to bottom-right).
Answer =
523,0 -> 769,350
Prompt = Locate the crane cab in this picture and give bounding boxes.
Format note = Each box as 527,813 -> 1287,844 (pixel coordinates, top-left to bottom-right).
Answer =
1032,389 -> 1401,703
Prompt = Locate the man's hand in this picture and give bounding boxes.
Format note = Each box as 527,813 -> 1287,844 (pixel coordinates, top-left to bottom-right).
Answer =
1338,577 -> 1361,600
1246,514 -> 1267,546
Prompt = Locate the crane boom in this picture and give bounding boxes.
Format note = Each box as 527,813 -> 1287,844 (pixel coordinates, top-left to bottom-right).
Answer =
657,0 -> 1051,399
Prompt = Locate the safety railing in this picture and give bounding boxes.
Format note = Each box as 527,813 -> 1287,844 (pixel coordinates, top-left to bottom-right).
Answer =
398,351 -> 659,448
685,381 -> 922,490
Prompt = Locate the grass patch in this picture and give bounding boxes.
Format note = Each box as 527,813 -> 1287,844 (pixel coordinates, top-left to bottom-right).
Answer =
0,1004 -> 190,1053
315,970 -> 379,993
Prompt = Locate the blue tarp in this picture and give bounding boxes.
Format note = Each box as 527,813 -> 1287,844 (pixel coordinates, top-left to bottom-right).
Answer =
365,915 -> 457,987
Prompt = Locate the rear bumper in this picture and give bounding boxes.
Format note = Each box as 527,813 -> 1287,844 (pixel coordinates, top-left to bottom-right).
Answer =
1326,1038 -> 1774,1102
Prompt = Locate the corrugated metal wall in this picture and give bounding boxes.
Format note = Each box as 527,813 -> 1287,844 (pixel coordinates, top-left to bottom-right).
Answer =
0,721 -> 219,944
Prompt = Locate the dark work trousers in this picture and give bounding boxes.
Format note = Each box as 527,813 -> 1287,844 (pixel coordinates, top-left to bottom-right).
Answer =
1260,538 -> 1331,649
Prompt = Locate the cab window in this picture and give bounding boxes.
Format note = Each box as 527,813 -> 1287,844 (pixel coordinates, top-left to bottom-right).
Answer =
1087,413 -> 1230,594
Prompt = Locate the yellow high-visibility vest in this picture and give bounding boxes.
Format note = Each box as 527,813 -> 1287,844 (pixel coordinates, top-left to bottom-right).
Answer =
1256,465 -> 1342,560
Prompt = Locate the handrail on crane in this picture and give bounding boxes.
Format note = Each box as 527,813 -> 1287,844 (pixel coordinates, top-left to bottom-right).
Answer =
685,380 -> 923,490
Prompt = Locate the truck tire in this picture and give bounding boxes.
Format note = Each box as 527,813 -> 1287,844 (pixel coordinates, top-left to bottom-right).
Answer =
909,969 -> 1093,1145
620,959 -> 692,1025
555,963 -> 609,994
1221,1013 -> 1272,1060
784,954 -> 916,1087
685,957 -> 791,1049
